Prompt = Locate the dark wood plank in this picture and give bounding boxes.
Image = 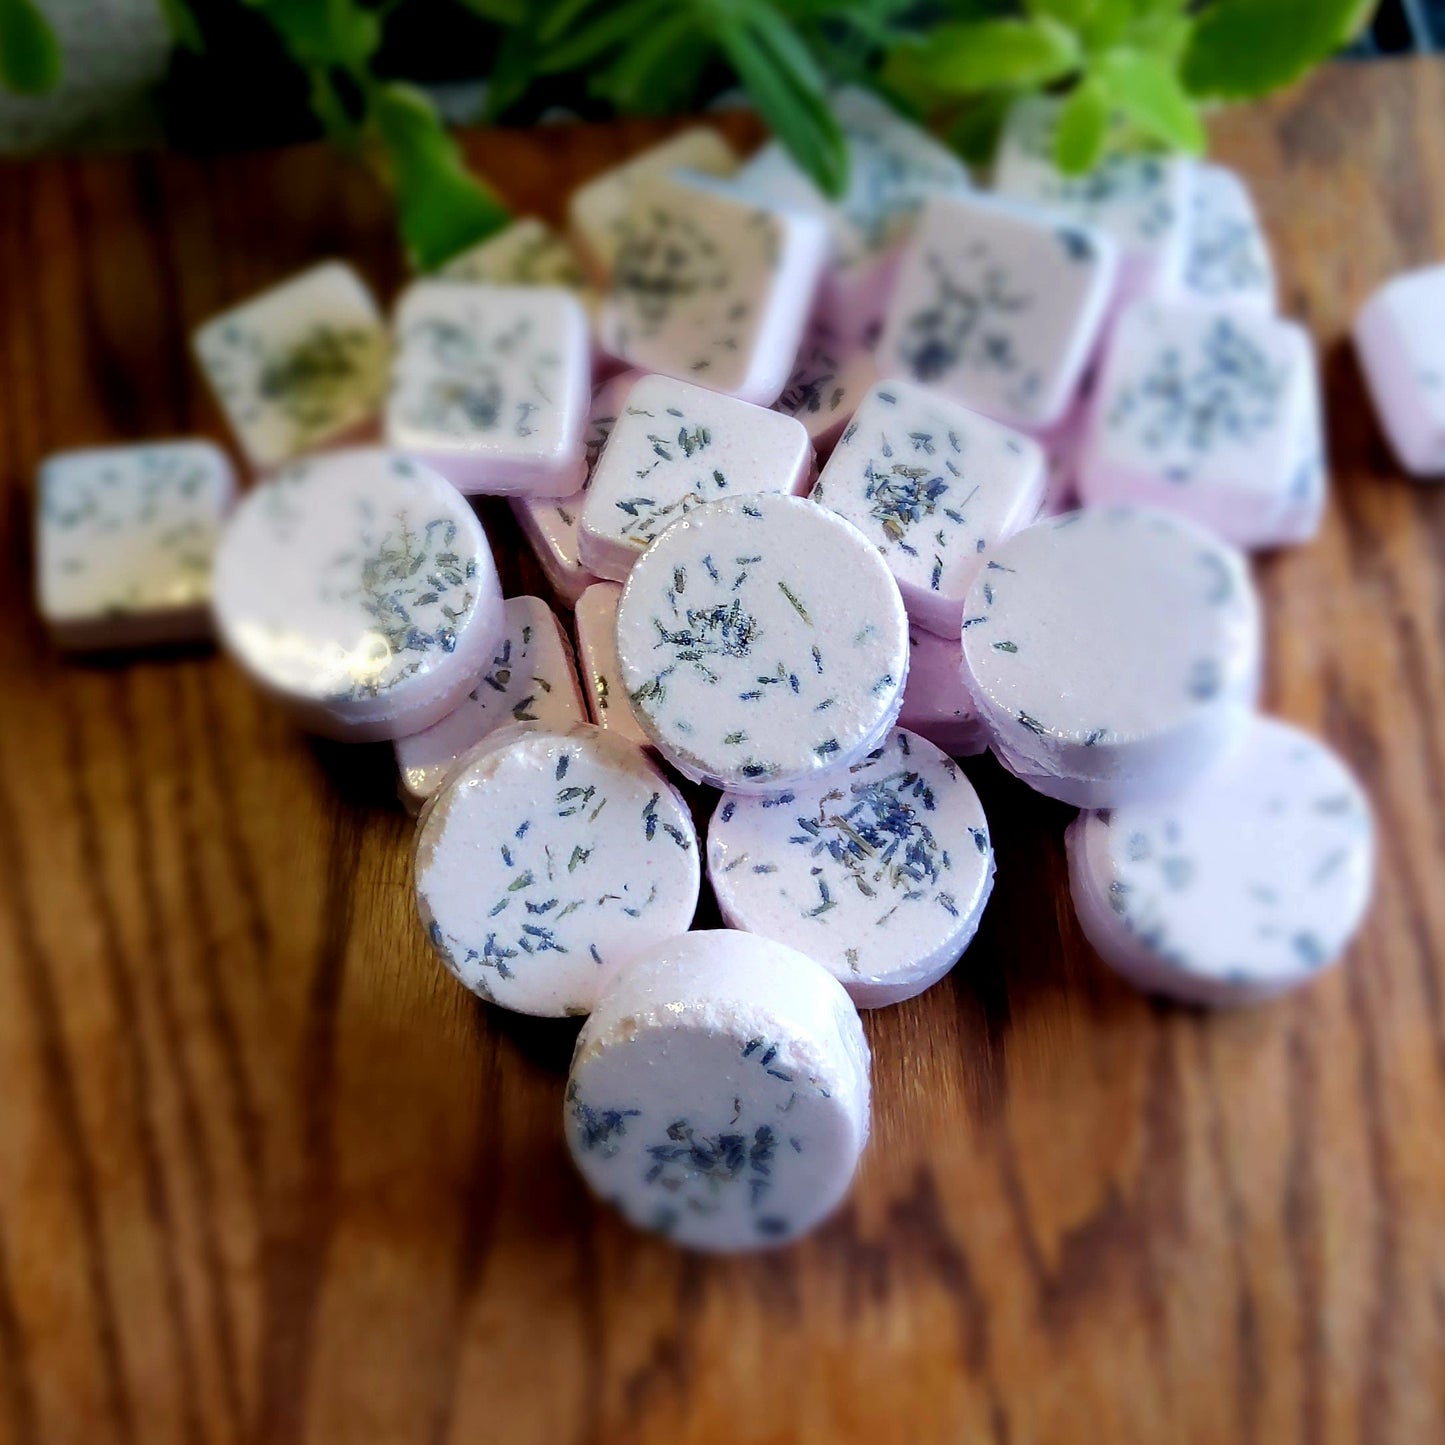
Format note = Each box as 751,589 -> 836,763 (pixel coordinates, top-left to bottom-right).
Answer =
1,61 -> 1443,1445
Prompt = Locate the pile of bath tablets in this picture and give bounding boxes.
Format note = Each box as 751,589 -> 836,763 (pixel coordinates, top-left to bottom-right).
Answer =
40,90 -> 1407,1252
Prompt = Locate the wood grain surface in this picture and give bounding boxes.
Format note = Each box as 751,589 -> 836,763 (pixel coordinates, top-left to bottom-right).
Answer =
2,58 -> 1444,1445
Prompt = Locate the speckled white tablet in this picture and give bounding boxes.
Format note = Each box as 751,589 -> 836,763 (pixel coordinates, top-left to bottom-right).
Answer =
810,379 -> 1044,638
440,217 -> 590,294
993,97 -> 1193,305
37,440 -> 234,650
416,723 -> 699,1016
509,371 -> 644,605
574,581 -> 652,748
1170,165 -> 1275,312
708,728 -> 994,1008
876,192 -> 1116,431
735,87 -> 971,348
565,929 -> 870,1250
615,494 -> 910,792
193,261 -> 388,471
960,508 -> 1261,807
1066,716 -> 1374,1006
394,595 -> 585,811
212,449 -> 504,741
386,282 -> 590,497
580,375 -> 813,581
774,317 -> 878,455
1354,262 -> 1445,477
599,172 -> 828,405
569,127 -> 739,282
1078,301 -> 1323,549
898,627 -> 987,757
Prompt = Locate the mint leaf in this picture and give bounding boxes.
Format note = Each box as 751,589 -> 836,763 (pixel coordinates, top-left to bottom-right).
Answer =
1095,48 -> 1204,152
1182,0 -> 1375,100
373,83 -> 512,271
1052,75 -> 1110,174
894,18 -> 1083,94
0,0 -> 61,95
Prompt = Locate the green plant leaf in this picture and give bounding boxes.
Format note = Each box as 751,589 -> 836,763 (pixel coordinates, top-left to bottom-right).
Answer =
589,9 -> 710,115
1023,0 -> 1095,26
1095,47 -> 1204,151
1052,74 -> 1109,173
713,4 -> 848,196
372,83 -> 511,270
946,91 -> 1014,167
539,0 -> 670,74
159,0 -> 205,53
247,0 -> 380,70
1182,0 -> 1376,100
452,0 -> 530,24
0,0 -> 61,95
893,18 -> 1082,94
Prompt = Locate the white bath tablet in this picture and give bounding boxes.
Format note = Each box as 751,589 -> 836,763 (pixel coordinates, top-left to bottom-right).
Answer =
708,729 -> 994,1008
810,379 -> 1045,638
960,508 -> 1261,807
212,449 -> 504,741
898,628 -> 987,757
579,374 -> 813,582
565,929 -> 870,1251
415,723 -> 700,1017
574,581 -> 652,748
1066,716 -> 1374,1006
394,595 -> 586,812
615,493 -> 910,792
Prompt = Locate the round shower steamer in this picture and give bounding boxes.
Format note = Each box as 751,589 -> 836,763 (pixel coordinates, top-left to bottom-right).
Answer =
614,493 -> 910,792
1066,715 -> 1374,1006
959,507 -> 1261,807
564,930 -> 871,1251
213,449 -> 504,740
415,722 -> 700,1017
707,728 -> 995,1007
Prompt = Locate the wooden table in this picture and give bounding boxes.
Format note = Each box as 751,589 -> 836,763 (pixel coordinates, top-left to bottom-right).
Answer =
2,57 -> 1444,1445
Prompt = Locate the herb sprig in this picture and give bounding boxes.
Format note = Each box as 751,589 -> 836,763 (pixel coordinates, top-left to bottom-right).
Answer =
0,0 -> 1377,264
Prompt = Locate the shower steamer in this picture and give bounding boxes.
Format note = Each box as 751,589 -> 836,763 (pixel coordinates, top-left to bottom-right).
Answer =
386,281 -> 591,497
415,723 -> 699,1017
574,581 -> 652,749
708,728 -> 995,1008
193,261 -> 388,471
1066,716 -> 1374,1006
599,172 -> 828,405
615,493 -> 910,792
876,192 -> 1116,431
1078,301 -> 1323,548
509,369 -> 644,604
897,627 -> 987,757
1355,262 -> 1445,476
579,375 -> 813,581
37,439 -> 234,650
565,930 -> 870,1251
212,450 -> 504,741
394,595 -> 585,811
810,379 -> 1044,637
960,507 -> 1261,807
1171,164 -> 1275,313
993,96 -> 1193,305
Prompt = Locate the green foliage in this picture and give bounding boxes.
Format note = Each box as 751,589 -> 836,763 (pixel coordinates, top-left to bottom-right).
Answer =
0,0 -> 61,95
1182,0 -> 1377,99
373,83 -> 511,270
0,0 -> 1375,259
